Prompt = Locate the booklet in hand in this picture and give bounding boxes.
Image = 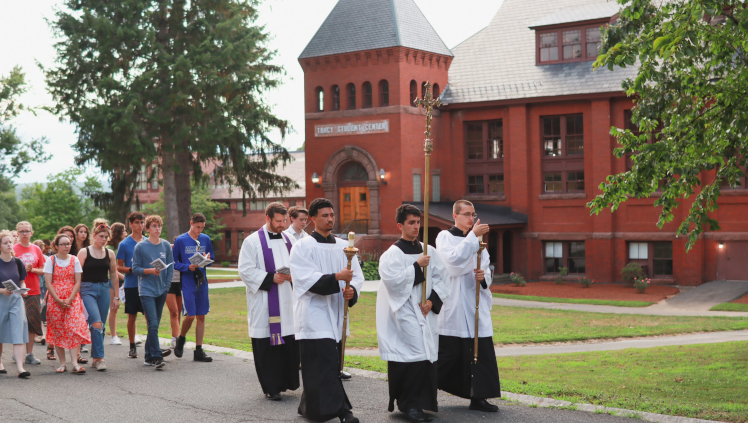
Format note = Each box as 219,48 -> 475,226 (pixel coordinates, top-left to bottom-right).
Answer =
2,279 -> 30,295
189,253 -> 214,268
150,259 -> 174,272
276,266 -> 291,275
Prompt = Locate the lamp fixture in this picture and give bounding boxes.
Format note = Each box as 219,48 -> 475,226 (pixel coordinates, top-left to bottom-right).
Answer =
719,242 -> 724,249
312,172 -> 320,188
379,168 -> 387,185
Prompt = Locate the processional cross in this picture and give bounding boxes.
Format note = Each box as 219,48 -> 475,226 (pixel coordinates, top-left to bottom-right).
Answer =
414,82 -> 441,306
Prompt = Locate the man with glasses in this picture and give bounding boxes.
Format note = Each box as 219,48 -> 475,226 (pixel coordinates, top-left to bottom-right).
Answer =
172,213 -> 215,362
435,200 -> 501,412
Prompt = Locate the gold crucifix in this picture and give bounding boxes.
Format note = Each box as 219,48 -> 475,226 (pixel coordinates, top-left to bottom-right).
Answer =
413,81 -> 441,305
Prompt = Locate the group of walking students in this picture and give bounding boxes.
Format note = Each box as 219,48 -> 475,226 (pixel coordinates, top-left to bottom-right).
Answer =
0,212 -> 214,377
0,197 -> 500,423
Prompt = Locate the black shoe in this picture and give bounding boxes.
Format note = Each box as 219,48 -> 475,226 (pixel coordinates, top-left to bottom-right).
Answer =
18,371 -> 30,379
339,411 -> 359,423
194,349 -> 213,362
265,393 -> 282,401
403,409 -> 431,422
469,398 -> 499,412
174,336 -> 186,358
153,358 -> 165,370
128,346 -> 137,359
340,370 -> 352,380
161,348 -> 172,357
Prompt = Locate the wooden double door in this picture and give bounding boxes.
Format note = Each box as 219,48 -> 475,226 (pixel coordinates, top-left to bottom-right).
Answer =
339,186 -> 370,233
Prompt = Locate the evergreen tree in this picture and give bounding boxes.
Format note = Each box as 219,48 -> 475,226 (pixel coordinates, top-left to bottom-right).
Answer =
142,181 -> 227,241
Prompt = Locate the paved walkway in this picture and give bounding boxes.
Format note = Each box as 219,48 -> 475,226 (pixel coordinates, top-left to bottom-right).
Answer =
649,280 -> 748,311
490,297 -> 748,316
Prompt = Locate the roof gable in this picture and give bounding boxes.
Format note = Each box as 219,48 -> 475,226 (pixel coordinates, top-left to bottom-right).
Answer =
299,0 -> 452,60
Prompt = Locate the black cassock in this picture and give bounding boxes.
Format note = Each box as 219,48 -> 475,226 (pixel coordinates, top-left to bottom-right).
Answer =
251,335 -> 300,396
297,339 -> 352,422
437,336 -> 501,399
388,360 -> 439,413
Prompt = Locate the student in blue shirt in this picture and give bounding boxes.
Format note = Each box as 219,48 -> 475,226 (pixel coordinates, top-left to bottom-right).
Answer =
172,213 -> 215,362
116,212 -> 146,359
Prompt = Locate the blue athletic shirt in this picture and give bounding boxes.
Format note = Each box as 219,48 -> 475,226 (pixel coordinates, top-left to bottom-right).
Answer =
172,232 -> 215,288
116,235 -> 142,288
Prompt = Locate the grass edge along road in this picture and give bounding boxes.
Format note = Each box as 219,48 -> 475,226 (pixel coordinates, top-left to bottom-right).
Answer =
711,302 -> 748,312
348,341 -> 748,423
492,293 -> 653,308
149,289 -> 748,352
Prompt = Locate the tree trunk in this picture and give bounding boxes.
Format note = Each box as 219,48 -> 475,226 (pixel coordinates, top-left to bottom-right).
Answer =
175,142 -> 192,235
162,143 -> 181,241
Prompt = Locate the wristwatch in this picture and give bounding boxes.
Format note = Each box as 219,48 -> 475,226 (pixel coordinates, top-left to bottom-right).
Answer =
114,297 -> 120,300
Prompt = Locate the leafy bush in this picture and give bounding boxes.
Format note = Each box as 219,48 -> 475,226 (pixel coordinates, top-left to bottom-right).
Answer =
634,277 -> 651,293
362,261 -> 380,281
221,261 -> 231,268
578,277 -> 593,288
510,272 -> 526,287
621,263 -> 645,287
556,267 -> 568,285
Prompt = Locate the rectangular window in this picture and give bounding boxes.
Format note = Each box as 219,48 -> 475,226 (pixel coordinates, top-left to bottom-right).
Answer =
566,115 -> 584,155
545,241 -> 563,273
468,175 -> 484,194
544,173 -> 562,192
432,175 -> 440,202
466,123 -> 483,159
567,171 -> 585,192
488,174 -> 504,195
538,26 -> 604,64
238,231 -> 245,250
562,29 -> 582,59
137,165 -> 149,190
413,174 -> 421,201
225,231 -> 232,254
236,201 -> 244,211
586,27 -> 601,57
488,121 -> 503,159
539,32 -> 558,62
629,242 -> 648,259
543,116 -> 562,156
653,242 -> 673,276
568,241 -> 585,273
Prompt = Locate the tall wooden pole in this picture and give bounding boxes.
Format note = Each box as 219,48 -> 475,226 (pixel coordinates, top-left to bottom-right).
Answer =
340,232 -> 358,373
414,82 -> 441,306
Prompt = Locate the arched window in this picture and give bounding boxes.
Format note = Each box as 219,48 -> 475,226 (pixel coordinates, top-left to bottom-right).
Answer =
346,83 -> 356,110
421,81 -> 428,103
409,80 -> 418,106
379,80 -> 389,107
341,162 -> 369,182
315,86 -> 324,112
331,85 -> 340,111
433,83 -> 440,99
362,81 -> 373,108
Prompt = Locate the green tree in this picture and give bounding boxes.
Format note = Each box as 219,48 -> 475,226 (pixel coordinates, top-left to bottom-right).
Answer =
589,1 -> 748,250
142,181 -> 227,241
20,169 -> 104,240
44,0 -> 298,239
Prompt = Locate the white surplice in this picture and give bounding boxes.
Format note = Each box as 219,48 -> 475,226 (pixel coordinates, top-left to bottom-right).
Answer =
376,242 -> 450,363
436,229 -> 493,338
289,236 -> 365,341
238,228 -> 295,338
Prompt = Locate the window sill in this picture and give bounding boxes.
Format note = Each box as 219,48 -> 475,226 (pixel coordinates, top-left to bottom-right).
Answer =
538,193 -> 587,200
465,194 -> 506,201
540,274 -> 585,281
721,189 -> 748,196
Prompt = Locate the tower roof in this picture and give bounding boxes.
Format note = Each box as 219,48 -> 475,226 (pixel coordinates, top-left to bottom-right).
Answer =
299,0 -> 452,60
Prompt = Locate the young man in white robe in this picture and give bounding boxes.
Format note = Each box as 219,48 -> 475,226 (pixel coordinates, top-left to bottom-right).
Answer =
435,200 -> 501,412
289,198 -> 365,423
377,204 -> 450,423
283,206 -> 309,245
238,203 -> 299,401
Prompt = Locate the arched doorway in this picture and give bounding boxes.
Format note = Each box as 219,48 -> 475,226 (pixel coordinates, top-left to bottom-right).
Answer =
338,162 -> 370,234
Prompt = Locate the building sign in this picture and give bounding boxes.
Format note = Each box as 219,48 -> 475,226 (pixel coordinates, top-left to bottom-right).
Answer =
314,119 -> 389,137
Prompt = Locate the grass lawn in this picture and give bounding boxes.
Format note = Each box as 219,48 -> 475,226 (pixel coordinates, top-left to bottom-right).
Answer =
493,293 -> 653,308
349,341 -> 748,423
711,302 -> 748,312
206,268 -> 239,276
124,290 -> 748,353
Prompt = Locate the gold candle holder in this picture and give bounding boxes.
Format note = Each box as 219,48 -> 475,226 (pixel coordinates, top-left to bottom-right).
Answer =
340,245 -> 358,373
474,241 -> 487,364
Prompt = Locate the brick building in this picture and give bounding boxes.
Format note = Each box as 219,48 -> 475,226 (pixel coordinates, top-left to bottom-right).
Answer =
299,0 -> 748,285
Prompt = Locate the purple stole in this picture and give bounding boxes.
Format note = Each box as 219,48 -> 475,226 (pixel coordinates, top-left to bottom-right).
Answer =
258,227 -> 293,346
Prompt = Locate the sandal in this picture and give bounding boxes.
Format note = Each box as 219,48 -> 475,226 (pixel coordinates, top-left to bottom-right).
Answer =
55,365 -> 67,373
77,354 -> 88,364
71,365 -> 86,375
47,348 -> 56,361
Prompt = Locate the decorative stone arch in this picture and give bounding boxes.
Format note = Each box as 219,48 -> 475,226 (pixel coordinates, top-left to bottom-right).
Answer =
321,145 -> 381,234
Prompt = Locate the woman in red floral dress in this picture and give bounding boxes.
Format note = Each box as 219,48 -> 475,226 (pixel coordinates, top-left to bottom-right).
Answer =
43,234 -> 91,374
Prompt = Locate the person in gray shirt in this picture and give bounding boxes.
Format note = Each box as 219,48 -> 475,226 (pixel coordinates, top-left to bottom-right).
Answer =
132,215 -> 174,370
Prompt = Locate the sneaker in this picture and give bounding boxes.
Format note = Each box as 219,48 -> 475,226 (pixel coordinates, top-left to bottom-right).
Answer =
134,335 -> 143,345
153,358 -> 165,370
194,349 -> 213,362
128,346 -> 138,359
92,360 -> 107,371
81,345 -> 89,353
25,353 -> 41,365
143,358 -> 154,366
161,349 -> 172,357
171,337 -> 177,348
175,336 -> 186,358
110,335 -> 122,345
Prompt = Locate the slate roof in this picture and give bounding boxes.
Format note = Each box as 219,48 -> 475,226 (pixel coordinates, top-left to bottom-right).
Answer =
299,0 -> 452,60
210,151 -> 306,200
442,0 -> 638,104
405,202 -> 528,226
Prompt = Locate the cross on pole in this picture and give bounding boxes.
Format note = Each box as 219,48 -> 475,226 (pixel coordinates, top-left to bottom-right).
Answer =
414,81 -> 441,306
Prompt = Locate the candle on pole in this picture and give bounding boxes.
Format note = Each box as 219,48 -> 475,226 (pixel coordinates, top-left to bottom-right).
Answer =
414,81 -> 441,306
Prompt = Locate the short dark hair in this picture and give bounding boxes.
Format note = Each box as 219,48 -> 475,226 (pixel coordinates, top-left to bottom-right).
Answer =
128,211 -> 145,224
265,202 -> 288,218
396,204 -> 422,225
288,206 -> 309,219
308,198 -> 334,217
191,213 -> 206,224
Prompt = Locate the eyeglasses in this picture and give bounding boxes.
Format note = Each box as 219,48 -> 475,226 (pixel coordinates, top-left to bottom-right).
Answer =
458,212 -> 478,218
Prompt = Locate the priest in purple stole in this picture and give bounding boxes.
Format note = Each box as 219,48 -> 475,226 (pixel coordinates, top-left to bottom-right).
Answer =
238,202 -> 300,401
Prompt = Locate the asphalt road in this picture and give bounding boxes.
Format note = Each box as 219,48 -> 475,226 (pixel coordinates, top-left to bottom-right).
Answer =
0,342 -> 641,423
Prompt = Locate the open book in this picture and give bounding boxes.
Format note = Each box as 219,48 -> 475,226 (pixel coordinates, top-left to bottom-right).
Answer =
189,253 -> 214,268
276,266 -> 290,275
2,279 -> 29,295
150,258 -> 174,272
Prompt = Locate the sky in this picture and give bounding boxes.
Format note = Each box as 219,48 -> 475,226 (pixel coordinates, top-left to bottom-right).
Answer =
0,0 -> 503,185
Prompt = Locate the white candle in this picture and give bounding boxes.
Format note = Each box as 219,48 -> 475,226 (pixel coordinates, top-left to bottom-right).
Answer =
478,234 -> 483,242
348,231 -> 355,248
